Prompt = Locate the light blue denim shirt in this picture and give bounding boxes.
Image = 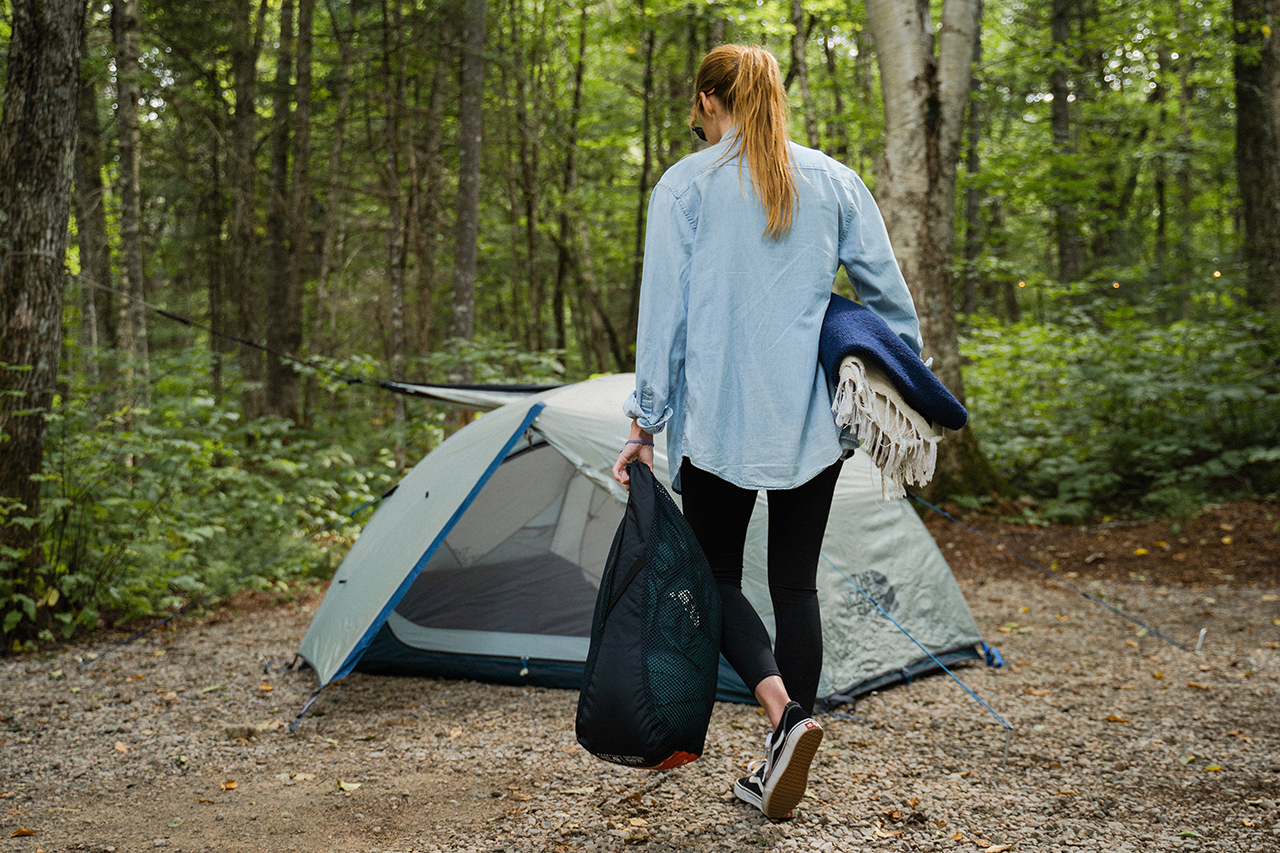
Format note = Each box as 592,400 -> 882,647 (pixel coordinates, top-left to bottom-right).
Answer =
624,130 -> 922,492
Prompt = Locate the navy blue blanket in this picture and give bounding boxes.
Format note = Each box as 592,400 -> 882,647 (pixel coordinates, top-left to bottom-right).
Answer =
819,294 -> 968,432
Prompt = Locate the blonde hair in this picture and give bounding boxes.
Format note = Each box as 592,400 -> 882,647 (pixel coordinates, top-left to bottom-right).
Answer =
690,45 -> 797,239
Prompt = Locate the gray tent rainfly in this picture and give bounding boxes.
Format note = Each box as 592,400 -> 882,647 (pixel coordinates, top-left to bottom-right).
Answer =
296,373 -> 986,709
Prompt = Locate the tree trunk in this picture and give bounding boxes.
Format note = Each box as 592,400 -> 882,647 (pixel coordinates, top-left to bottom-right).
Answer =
381,0 -> 408,468
72,13 -> 113,378
863,0 -> 1001,498
552,5 -> 589,356
408,18 -> 447,357
1234,0 -> 1280,313
510,0 -> 544,352
626,21 -> 655,363
448,0 -> 488,383
312,0 -> 354,367
821,28 -> 851,163
961,21 -> 983,316
264,0 -> 295,421
231,0 -> 268,422
112,0 -> 149,411
788,0 -> 820,149
273,0 -> 314,424
1050,0 -> 1081,282
0,0 -> 85,607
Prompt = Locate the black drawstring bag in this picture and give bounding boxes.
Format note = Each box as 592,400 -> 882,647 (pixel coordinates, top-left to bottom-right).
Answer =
575,462 -> 721,770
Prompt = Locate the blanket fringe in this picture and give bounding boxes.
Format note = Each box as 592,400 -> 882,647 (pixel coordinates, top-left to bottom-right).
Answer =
831,356 -> 944,500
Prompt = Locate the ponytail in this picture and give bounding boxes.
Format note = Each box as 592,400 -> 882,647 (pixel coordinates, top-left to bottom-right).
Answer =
690,45 -> 797,239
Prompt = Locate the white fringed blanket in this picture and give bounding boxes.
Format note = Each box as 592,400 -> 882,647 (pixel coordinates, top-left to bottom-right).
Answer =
831,355 -> 944,500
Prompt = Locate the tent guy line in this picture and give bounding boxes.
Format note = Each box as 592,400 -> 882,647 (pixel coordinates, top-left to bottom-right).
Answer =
821,553 -> 1013,734
908,493 -> 1192,652
77,488 -> 394,669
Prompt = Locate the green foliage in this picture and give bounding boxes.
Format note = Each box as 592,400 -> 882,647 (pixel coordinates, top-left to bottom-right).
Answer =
0,348 -> 405,648
963,303 -> 1280,521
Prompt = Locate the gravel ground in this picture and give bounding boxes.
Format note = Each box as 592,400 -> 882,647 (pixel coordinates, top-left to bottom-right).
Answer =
3,573 -> 1278,853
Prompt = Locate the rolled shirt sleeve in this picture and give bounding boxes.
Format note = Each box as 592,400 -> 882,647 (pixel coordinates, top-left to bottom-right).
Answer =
838,171 -> 924,356
623,183 -> 694,433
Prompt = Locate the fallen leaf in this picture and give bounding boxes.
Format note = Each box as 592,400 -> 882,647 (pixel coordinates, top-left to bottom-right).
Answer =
510,791 -> 532,801
337,779 -> 361,792
201,684 -> 227,694
221,780 -> 237,791
10,829 -> 36,837
1221,536 -> 1232,545
1153,671 -> 1164,679
1025,688 -> 1051,696
971,838 -> 993,847
951,833 -> 965,841
1106,715 -> 1129,723
114,741 -> 129,753
1178,830 -> 1205,838
1186,682 -> 1211,691
1133,548 -> 1149,556
1179,755 -> 1197,765
259,684 -> 273,692
907,796 -> 920,808
559,787 -> 597,795
1205,764 -> 1222,772
1243,818 -> 1255,827
873,827 -> 901,838
198,798 -> 215,804
1126,640 -> 1139,647
1261,595 -> 1278,603
985,846 -> 1014,853
629,818 -> 647,827
293,773 -> 316,781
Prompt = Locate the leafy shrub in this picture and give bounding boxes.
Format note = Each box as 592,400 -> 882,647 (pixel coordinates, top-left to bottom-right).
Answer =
963,304 -> 1280,519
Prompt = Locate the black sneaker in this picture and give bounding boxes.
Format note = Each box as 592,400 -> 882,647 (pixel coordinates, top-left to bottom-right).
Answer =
732,762 -> 765,811
759,701 -> 822,819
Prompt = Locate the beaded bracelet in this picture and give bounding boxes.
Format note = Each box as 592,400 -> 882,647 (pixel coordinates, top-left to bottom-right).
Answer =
624,439 -> 654,447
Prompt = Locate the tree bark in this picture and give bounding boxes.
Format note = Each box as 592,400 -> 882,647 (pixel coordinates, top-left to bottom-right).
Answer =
788,0 -> 820,149
264,0 -> 296,421
863,0 -> 1001,497
230,0 -> 268,422
112,0 -> 149,410
0,0 -> 86,599
1234,0 -> 1280,313
448,0 -> 488,382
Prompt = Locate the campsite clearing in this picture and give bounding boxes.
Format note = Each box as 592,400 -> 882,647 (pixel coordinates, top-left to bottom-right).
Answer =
2,506 -> 1278,853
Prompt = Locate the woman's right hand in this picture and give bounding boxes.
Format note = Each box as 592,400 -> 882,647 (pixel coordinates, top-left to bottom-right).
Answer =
612,421 -> 655,490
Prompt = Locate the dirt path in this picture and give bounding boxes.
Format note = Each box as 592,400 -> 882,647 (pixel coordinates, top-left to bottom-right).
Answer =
3,517 -> 1279,852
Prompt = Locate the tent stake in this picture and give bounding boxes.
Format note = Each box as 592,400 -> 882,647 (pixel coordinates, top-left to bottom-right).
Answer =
1002,726 -> 1012,768
1195,628 -> 1207,653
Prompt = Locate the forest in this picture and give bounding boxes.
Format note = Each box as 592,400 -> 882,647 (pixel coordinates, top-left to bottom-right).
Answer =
1,0 -> 1278,648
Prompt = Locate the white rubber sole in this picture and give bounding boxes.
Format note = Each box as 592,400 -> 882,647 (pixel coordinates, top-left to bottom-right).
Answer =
761,718 -> 822,819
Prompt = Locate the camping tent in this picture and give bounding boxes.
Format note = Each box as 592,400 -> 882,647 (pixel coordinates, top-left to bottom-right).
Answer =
297,374 -> 985,706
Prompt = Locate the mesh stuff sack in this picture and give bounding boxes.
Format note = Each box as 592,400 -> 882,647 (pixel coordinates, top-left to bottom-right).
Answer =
575,462 -> 722,770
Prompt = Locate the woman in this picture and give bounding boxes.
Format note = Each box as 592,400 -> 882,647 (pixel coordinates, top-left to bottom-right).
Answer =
611,44 -> 923,820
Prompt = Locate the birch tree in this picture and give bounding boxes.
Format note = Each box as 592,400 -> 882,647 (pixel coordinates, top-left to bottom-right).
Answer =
863,0 -> 999,495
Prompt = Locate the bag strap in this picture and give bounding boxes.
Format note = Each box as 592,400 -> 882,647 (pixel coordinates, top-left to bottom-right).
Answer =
603,461 -> 652,619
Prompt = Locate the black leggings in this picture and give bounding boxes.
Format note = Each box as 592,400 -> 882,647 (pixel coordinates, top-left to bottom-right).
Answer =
679,458 -> 842,716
